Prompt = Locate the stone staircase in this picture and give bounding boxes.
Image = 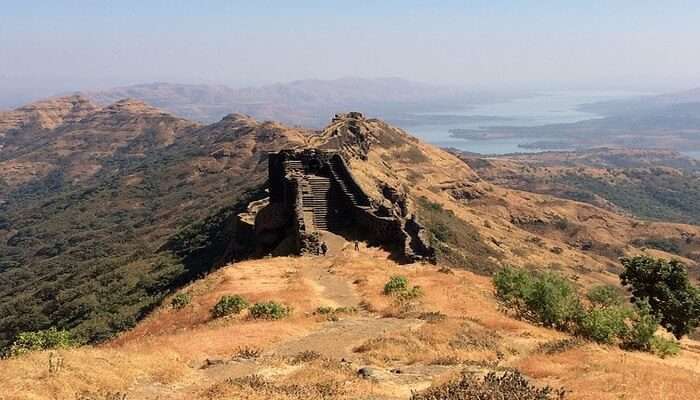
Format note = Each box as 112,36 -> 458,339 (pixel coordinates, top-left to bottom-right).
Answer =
284,159 -> 304,174
302,176 -> 331,231
329,157 -> 369,208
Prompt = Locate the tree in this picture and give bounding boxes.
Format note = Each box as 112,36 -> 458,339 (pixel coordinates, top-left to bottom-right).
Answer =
620,256 -> 700,338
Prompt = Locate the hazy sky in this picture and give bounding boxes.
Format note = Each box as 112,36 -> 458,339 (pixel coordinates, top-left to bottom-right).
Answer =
2,0 -> 700,96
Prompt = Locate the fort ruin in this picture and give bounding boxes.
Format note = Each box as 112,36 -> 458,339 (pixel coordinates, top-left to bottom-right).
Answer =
241,148 -> 435,263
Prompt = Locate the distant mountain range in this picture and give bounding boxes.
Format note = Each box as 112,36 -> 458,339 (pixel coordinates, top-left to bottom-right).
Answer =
78,78 -> 519,128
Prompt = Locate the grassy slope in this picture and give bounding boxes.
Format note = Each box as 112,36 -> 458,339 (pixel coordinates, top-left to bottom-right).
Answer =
3,99 -> 700,370
2,253 -> 699,399
0,104 -> 308,348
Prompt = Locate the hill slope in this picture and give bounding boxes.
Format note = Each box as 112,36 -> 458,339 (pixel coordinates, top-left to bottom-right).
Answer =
2,96 -> 700,358
0,97 -> 310,347
2,253 -> 699,399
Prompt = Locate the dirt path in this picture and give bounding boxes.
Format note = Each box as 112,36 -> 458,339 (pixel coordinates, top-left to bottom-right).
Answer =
271,316 -> 422,360
300,257 -> 361,308
129,254 -> 432,399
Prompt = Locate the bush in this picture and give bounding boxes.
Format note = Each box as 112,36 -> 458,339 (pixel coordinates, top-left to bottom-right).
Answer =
235,345 -> 262,359
523,274 -> 583,329
577,306 -> 631,344
171,293 -> 191,310
411,370 -> 566,400
650,336 -> 681,358
211,295 -> 249,318
383,276 -> 423,300
494,268 -> 582,330
621,300 -> 658,351
493,267 -> 672,356
493,267 -> 532,308
620,256 -> 700,338
7,328 -> 77,357
586,285 -> 624,308
249,302 -> 290,320
315,306 -> 335,315
384,276 -> 409,295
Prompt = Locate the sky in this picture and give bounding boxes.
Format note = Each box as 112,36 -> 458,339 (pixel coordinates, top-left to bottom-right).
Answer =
1,0 -> 700,97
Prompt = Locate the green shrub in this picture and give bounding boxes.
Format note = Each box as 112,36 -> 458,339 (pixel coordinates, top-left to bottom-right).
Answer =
577,306 -> 631,344
650,336 -> 681,358
315,306 -> 335,315
494,268 -> 582,330
383,276 -> 423,301
211,295 -> 249,318
8,328 -> 77,356
621,300 -> 659,351
171,293 -> 191,310
249,302 -> 290,320
493,264 -> 679,358
586,285 -> 624,308
315,306 -> 356,316
620,256 -> 700,338
526,274 -> 583,330
384,276 -> 409,295
493,267 -> 532,311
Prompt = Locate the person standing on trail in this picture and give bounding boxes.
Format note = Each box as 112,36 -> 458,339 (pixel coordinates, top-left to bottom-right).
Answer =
320,242 -> 328,256
354,241 -> 360,251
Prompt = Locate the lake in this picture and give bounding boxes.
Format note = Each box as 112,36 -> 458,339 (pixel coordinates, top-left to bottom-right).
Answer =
397,90 -> 653,155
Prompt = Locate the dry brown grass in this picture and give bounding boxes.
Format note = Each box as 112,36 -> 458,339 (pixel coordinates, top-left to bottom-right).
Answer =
516,346 -> 700,400
2,254 -> 699,400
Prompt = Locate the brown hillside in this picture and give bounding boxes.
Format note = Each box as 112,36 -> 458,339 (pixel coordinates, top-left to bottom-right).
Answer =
3,100 -> 700,399
2,253 -> 699,400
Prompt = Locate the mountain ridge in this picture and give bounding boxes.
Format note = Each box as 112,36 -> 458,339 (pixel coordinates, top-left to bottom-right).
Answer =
1,95 -> 699,352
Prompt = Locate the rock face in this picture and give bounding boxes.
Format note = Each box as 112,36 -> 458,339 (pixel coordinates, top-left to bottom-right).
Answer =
244,148 -> 435,263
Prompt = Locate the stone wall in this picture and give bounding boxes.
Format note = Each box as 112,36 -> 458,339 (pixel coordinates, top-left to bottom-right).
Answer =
261,148 -> 435,263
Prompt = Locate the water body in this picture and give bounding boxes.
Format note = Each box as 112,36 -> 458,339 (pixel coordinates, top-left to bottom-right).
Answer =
398,90 -> 652,155
684,151 -> 700,160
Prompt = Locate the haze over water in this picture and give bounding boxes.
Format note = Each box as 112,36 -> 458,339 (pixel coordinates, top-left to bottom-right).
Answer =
399,90 -> 654,155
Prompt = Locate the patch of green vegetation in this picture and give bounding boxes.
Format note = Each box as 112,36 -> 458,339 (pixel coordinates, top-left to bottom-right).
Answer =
417,197 -> 500,274
650,336 -> 681,358
551,170 -> 700,225
171,293 -> 192,310
249,302 -> 291,320
621,300 -> 658,351
315,306 -> 356,315
576,305 -> 631,344
493,267 -> 582,330
211,295 -> 249,318
493,258 -> 692,357
631,238 -> 681,254
586,285 -> 624,308
620,256 -> 700,338
5,327 -> 78,357
0,169 -> 267,352
383,275 -> 423,300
